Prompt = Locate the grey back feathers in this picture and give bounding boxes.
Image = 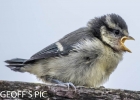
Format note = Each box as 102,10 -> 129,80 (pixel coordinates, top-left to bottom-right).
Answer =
25,27 -> 94,63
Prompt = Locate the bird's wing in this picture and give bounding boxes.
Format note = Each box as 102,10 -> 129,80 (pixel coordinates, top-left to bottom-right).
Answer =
24,27 -> 94,63
24,43 -> 66,63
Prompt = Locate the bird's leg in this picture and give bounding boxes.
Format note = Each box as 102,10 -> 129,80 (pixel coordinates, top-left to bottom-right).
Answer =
41,76 -> 76,91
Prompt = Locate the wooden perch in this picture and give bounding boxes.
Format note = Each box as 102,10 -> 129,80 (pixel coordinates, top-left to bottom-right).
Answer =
0,80 -> 140,100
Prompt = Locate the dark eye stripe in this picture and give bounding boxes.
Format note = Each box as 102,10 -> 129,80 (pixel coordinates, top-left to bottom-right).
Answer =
104,24 -> 113,32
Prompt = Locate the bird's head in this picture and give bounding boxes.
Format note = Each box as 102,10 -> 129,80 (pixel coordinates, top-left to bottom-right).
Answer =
88,14 -> 135,53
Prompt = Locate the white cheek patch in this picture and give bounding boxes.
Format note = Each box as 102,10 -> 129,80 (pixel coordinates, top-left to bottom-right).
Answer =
100,26 -> 106,35
102,35 -> 111,44
56,42 -> 64,51
100,26 -> 111,44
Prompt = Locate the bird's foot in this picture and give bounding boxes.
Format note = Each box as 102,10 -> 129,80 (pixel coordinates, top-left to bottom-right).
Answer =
44,78 -> 76,92
57,82 -> 76,92
51,79 -> 76,92
56,82 -> 76,92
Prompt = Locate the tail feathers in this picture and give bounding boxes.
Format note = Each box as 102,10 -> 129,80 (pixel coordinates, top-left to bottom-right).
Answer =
5,58 -> 27,72
5,58 -> 26,64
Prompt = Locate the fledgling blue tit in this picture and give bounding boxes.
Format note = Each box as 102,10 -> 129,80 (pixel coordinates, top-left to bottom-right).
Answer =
5,14 -> 134,88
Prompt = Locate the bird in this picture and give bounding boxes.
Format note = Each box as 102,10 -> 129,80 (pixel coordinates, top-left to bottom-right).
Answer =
5,14 -> 134,88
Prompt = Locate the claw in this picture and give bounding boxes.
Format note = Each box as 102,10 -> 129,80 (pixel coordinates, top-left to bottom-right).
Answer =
55,82 -> 76,92
63,82 -> 76,92
49,79 -> 76,92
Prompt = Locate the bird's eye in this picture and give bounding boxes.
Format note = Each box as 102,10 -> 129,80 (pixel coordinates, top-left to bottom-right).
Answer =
114,30 -> 120,35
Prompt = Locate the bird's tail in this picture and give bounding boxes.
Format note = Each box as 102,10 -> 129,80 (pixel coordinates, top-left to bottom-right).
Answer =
5,58 -> 27,72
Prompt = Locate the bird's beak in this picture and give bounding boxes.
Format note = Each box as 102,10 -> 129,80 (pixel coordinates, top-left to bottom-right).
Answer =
120,36 -> 135,53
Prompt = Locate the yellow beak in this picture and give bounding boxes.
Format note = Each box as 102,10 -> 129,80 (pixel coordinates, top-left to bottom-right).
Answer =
120,36 -> 135,53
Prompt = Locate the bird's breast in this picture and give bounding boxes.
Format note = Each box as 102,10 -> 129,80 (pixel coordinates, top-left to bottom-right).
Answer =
86,45 -> 123,87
